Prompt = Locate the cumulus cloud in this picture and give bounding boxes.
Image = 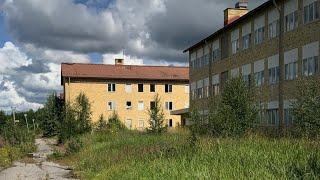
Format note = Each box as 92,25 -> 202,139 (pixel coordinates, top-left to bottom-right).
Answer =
3,0 -> 126,53
0,41 -> 90,111
0,76 -> 43,111
0,0 -> 267,111
1,0 -> 266,63
0,41 -> 32,74
102,51 -> 143,65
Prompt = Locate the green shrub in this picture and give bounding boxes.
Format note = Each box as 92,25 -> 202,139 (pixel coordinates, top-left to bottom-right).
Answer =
58,93 -> 92,143
106,112 -> 126,132
292,77 -> 320,138
65,138 -> 83,155
94,114 -> 108,132
147,94 -> 167,133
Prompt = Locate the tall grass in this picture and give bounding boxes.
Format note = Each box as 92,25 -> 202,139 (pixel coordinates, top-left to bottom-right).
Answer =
60,131 -> 320,179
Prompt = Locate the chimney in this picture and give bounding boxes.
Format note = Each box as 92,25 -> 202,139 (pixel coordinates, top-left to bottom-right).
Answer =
115,58 -> 124,65
224,0 -> 249,26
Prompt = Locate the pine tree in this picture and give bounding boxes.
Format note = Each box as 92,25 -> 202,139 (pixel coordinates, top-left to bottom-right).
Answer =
73,92 -> 92,134
43,93 -> 61,137
147,94 -> 167,133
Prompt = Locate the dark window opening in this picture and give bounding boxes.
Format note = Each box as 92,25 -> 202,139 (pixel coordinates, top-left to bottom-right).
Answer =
150,84 -> 155,92
138,84 -> 144,92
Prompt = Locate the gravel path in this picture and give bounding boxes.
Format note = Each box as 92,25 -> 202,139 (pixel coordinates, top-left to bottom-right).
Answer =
0,138 -> 77,180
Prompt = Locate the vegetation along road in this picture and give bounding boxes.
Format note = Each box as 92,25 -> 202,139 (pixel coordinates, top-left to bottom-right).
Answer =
0,138 -> 76,180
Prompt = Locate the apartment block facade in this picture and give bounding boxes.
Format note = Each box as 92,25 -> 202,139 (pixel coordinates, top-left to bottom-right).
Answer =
184,0 -> 319,127
61,61 -> 189,130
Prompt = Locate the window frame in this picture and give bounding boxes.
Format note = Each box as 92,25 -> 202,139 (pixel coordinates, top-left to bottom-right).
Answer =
165,84 -> 173,93
107,83 -> 116,92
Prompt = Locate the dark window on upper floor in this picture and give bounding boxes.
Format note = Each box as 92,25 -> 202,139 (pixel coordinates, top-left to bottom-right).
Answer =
138,84 -> 144,92
150,84 -> 155,92
165,84 -> 172,93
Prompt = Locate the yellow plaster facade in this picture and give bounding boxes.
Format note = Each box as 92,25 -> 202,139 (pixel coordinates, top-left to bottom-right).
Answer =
63,78 -> 189,130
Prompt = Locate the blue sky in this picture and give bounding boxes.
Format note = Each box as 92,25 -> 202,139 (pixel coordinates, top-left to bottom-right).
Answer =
0,13 -> 11,45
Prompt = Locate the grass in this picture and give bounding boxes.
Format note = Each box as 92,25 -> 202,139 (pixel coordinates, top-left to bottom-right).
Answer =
55,130 -> 320,179
0,142 -> 36,168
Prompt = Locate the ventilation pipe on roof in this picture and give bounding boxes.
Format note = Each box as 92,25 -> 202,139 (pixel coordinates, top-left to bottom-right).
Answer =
224,0 -> 249,26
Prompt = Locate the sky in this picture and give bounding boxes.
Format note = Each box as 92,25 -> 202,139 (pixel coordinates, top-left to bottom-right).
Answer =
0,0 -> 266,112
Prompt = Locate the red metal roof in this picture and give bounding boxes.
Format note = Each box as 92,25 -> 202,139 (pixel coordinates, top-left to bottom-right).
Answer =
61,63 -> 189,83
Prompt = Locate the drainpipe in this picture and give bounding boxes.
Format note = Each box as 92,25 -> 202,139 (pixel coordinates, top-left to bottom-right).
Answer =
273,0 -> 285,134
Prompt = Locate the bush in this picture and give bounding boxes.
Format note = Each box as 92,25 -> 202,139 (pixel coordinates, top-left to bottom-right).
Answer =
94,114 -> 108,132
58,93 -> 92,143
65,138 -> 83,155
191,77 -> 258,137
147,94 -> 167,133
292,77 -> 320,138
106,112 -> 126,132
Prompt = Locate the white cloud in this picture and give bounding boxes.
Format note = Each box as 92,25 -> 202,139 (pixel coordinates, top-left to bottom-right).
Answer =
0,76 -> 42,111
103,51 -> 143,65
0,42 -> 32,74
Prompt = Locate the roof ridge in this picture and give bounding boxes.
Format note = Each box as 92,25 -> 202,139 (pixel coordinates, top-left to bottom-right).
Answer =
61,62 -> 188,68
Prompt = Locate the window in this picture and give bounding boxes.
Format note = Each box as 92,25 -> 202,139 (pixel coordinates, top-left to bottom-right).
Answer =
138,101 -> 144,111
125,119 -> 132,129
242,34 -> 251,50
138,84 -> 144,92
165,102 -> 173,111
165,84 -> 172,93
268,20 -> 279,38
108,83 -> 116,92
304,1 -> 319,23
232,39 -> 239,54
126,101 -> 132,109
125,84 -> 132,93
150,84 -> 155,92
212,48 -> 221,62
243,74 -> 251,87
254,71 -> 264,86
150,101 -> 156,110
204,54 -> 209,66
107,101 -> 116,110
185,84 -> 189,93
139,120 -> 144,129
197,87 -> 203,99
213,84 -> 220,96
254,27 -> 264,45
285,11 -> 298,32
269,66 -> 279,85
168,119 -> 173,128
285,62 -> 298,80
303,56 -> 319,76
285,109 -> 294,126
267,109 -> 279,125
221,71 -> 228,85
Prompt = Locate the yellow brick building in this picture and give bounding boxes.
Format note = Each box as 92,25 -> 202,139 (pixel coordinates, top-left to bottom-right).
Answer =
61,60 -> 189,130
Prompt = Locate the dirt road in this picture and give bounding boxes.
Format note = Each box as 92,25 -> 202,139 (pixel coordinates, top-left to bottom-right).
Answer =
0,138 -> 77,180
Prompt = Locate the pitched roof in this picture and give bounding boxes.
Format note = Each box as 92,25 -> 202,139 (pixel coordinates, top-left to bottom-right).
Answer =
183,0 -> 274,52
61,63 -> 189,83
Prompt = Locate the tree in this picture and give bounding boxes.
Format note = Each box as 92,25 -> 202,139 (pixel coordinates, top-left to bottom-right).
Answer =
95,114 -> 108,131
106,111 -> 125,131
73,92 -> 92,134
147,94 -> 167,133
0,110 -> 7,128
209,77 -> 258,137
42,93 -> 62,137
58,93 -> 92,143
292,77 -> 320,138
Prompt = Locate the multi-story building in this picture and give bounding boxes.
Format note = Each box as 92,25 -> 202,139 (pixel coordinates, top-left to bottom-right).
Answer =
61,59 -> 189,130
184,0 -> 319,127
